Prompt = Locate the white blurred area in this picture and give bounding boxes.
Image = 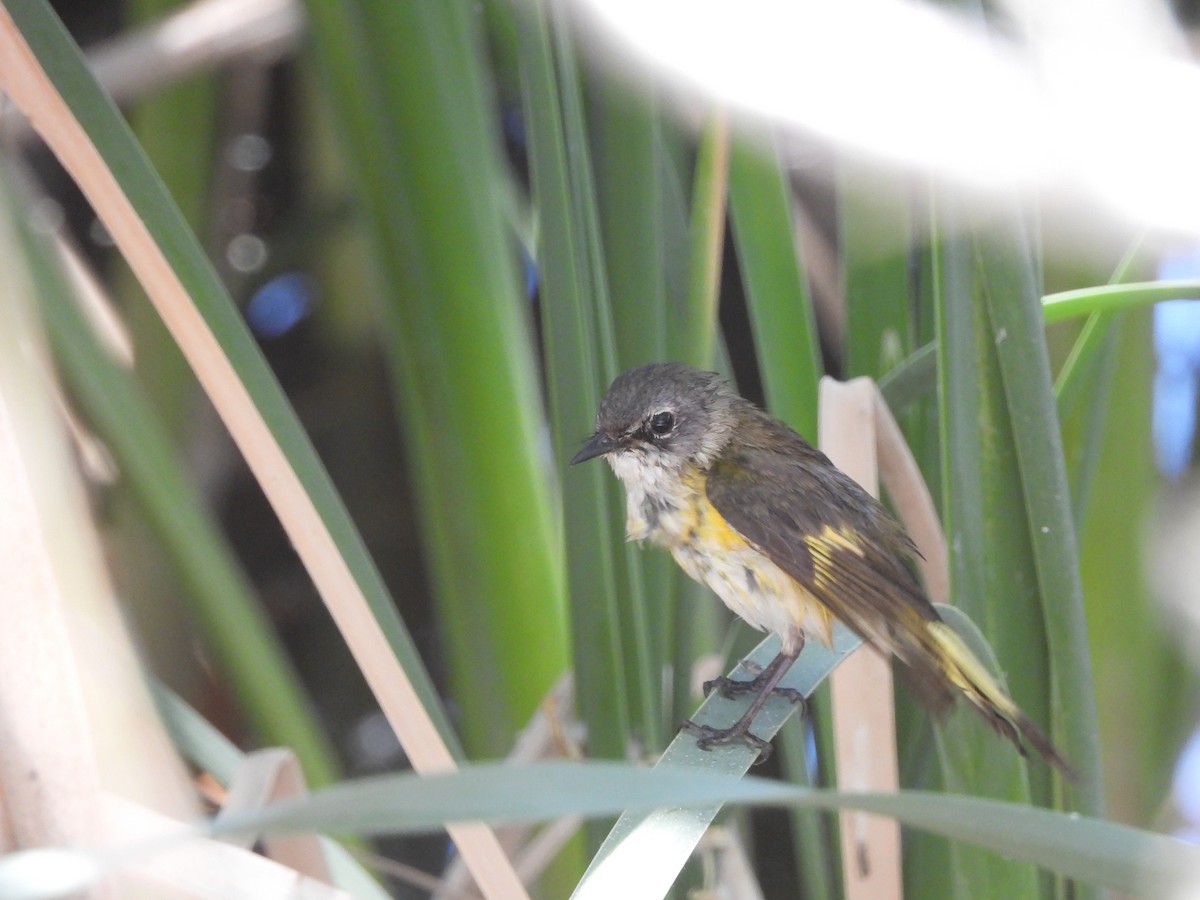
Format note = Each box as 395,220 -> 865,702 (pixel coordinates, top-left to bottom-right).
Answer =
570,0 -> 1200,237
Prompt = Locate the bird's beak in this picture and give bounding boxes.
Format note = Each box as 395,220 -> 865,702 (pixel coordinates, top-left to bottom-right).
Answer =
570,432 -> 619,465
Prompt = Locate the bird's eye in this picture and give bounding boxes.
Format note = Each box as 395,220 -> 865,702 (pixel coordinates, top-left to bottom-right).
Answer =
649,410 -> 675,437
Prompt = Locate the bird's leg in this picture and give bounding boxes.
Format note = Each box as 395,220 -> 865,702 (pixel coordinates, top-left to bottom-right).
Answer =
683,643 -> 804,763
703,638 -> 806,704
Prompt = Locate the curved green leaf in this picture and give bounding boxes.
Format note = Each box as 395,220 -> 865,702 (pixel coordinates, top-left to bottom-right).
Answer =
203,762 -> 1197,898
1042,279 -> 1200,323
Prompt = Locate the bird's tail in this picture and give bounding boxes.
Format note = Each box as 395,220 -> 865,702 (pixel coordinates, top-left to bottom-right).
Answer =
925,620 -> 1077,781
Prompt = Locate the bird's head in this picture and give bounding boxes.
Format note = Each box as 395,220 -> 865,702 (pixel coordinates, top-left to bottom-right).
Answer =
570,362 -> 739,474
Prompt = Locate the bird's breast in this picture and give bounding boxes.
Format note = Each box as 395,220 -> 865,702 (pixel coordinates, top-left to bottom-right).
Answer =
607,457 -> 832,648
607,458 -> 729,548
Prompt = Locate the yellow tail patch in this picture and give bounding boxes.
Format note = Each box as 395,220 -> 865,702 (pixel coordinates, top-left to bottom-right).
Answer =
927,621 -> 1020,723
926,620 -> 1076,780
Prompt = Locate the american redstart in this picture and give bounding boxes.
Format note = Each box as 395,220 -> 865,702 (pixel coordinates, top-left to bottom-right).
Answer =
571,362 -> 1073,776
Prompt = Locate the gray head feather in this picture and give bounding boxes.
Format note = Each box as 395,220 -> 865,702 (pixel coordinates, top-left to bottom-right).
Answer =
594,363 -> 739,468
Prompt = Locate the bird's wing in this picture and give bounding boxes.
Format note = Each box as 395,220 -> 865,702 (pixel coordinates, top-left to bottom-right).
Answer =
705,419 -> 1081,774
705,425 -> 949,704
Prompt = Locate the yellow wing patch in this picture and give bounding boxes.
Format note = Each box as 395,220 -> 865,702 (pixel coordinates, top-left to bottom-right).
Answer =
804,524 -> 866,589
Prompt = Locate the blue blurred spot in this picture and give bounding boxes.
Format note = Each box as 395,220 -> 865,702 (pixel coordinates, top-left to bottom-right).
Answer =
1153,251 -> 1200,478
502,107 -> 526,150
807,721 -> 819,776
523,246 -> 539,300
247,272 -> 315,339
1175,726 -> 1200,836
1154,358 -> 1197,478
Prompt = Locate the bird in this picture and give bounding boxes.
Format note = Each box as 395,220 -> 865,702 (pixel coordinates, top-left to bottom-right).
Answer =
570,361 -> 1073,776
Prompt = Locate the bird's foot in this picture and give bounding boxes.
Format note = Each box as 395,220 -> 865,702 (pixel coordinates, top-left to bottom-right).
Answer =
681,719 -> 774,764
702,673 -> 805,706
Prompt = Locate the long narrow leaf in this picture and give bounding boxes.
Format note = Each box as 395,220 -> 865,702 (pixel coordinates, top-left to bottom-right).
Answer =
516,1 -> 632,759
932,197 -> 1047,898
676,113 -> 728,368
583,69 -> 671,748
588,78 -> 667,367
302,0 -> 568,756
728,134 -> 821,441
200,762 -> 1197,898
977,211 -> 1103,818
546,12 -> 672,755
4,760 -> 1190,900
841,172 -> 913,379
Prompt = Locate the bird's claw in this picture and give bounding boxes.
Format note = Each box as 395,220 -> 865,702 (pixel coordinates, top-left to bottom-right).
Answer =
701,675 -> 805,706
681,719 -> 774,764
